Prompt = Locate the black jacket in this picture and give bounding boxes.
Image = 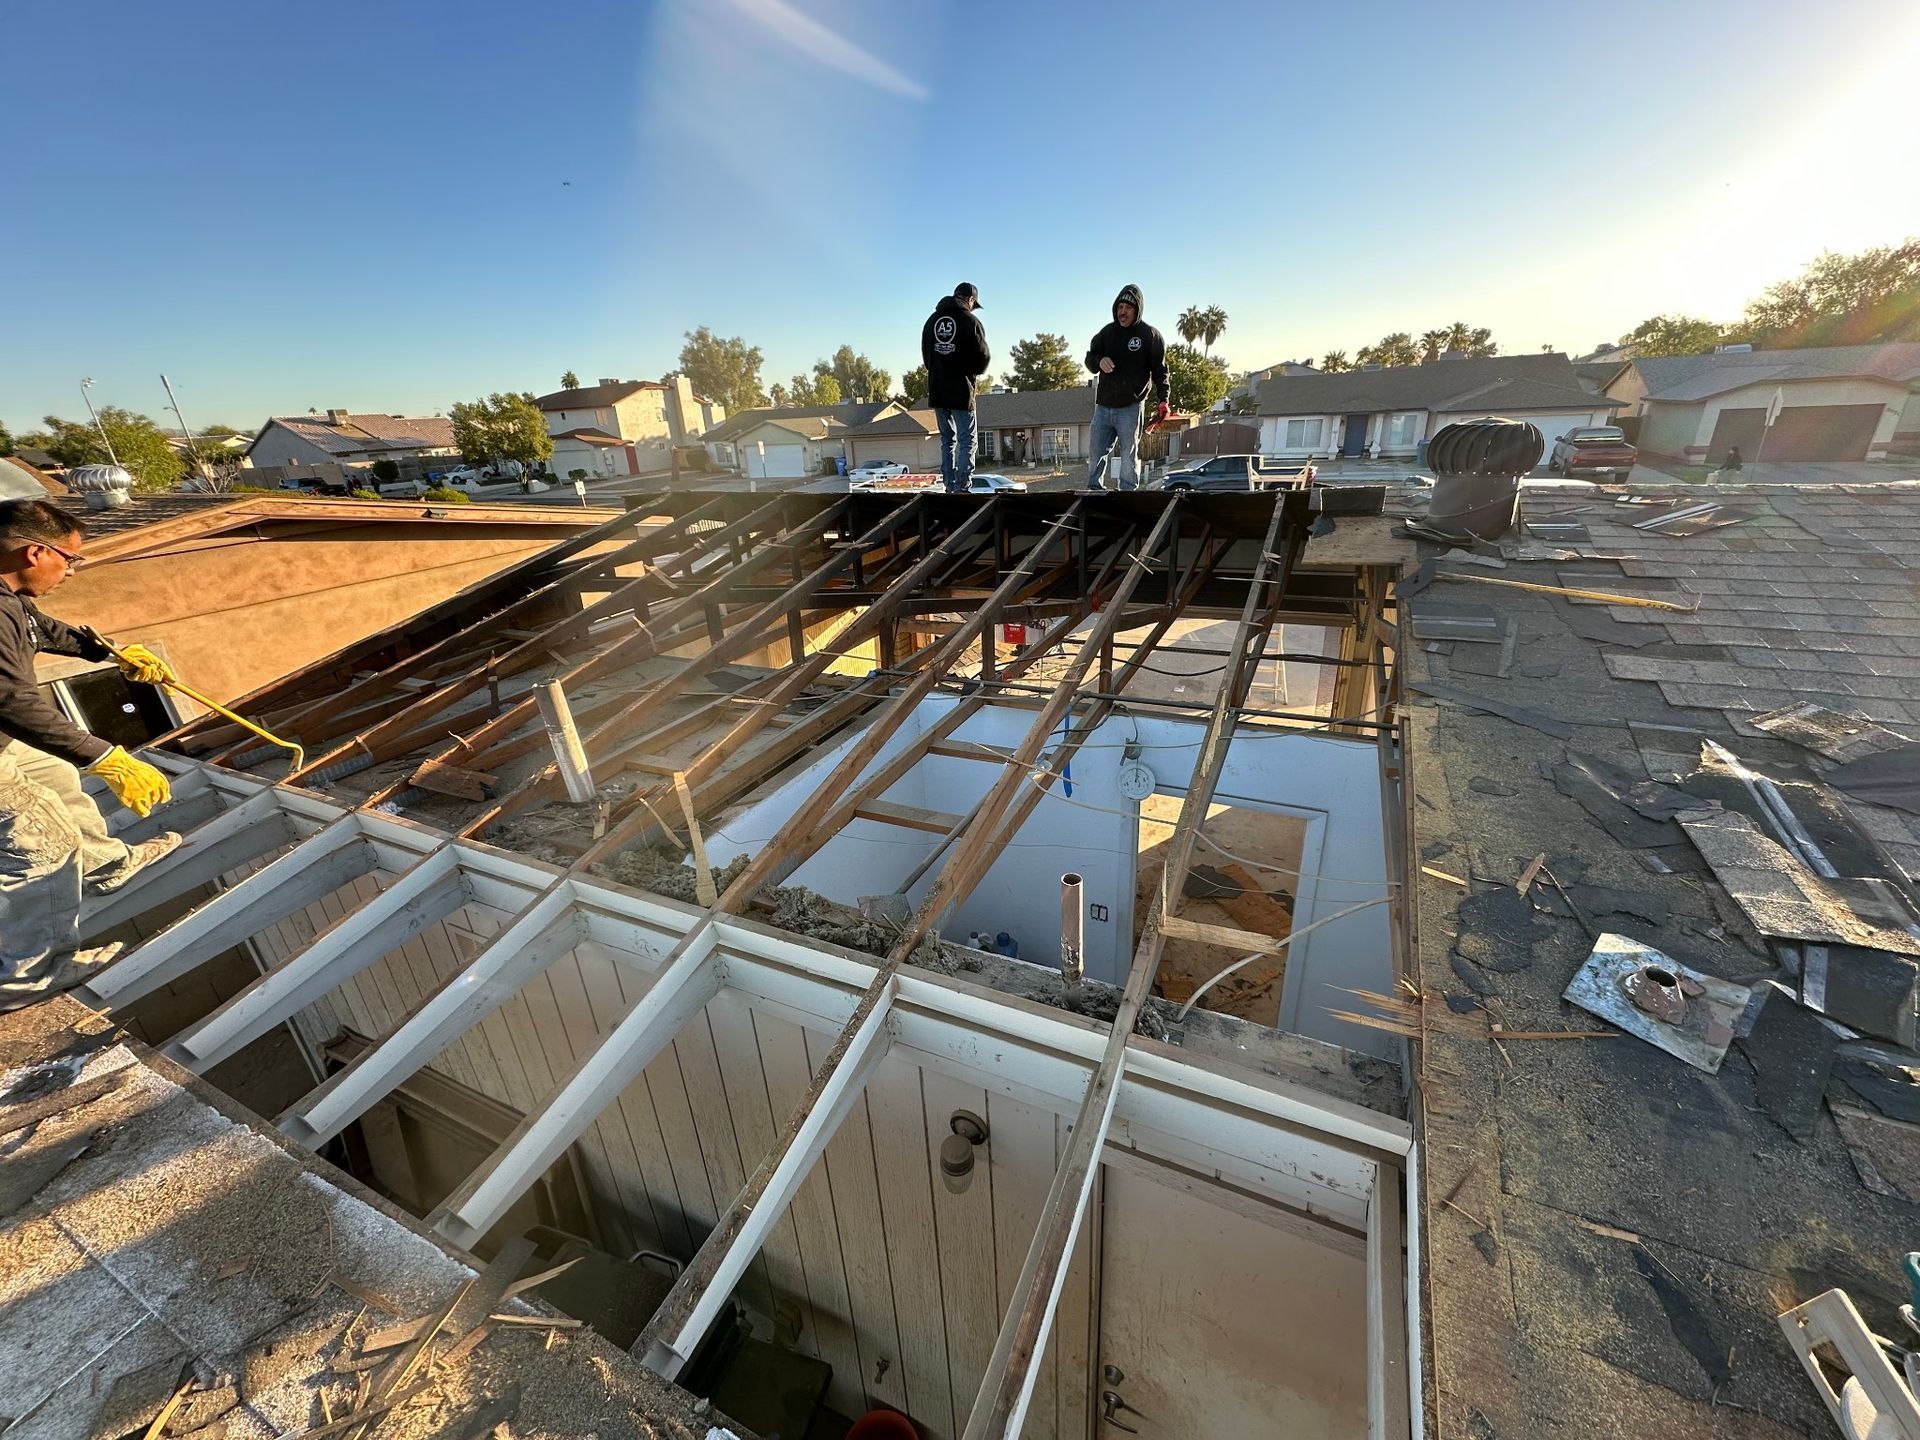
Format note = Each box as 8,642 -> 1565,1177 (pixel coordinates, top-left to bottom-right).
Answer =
921,295 -> 990,411
1084,283 -> 1169,409
0,588 -> 112,767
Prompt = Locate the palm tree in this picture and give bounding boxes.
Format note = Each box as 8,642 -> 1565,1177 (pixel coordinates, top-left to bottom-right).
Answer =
1419,329 -> 1448,363
1321,350 -> 1351,372
1442,322 -> 1473,354
561,370 -> 580,389
1177,306 -> 1206,346
1200,305 -> 1227,355
1468,326 -> 1497,357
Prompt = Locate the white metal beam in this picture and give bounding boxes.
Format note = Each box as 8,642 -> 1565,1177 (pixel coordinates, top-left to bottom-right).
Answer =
276,881 -> 581,1149
636,975 -> 897,1379
78,813 -> 377,1008
160,846 -> 470,1074
80,787 -> 300,938
427,924 -> 723,1251
1368,1162 -> 1413,1440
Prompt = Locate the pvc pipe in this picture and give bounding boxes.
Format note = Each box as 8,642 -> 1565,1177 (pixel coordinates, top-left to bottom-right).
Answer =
1060,872 -> 1084,993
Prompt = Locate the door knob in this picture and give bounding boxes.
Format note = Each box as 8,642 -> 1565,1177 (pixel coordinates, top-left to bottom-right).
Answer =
1102,1389 -> 1145,1433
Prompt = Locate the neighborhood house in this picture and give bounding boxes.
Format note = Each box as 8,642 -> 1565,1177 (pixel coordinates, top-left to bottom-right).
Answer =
1593,341 -> 1920,462
1252,352 -> 1619,463
700,400 -> 901,477
538,375 -> 724,480
245,410 -> 458,472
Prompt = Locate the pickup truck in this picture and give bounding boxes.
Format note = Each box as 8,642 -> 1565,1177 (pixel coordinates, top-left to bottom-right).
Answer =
1548,427 -> 1637,480
848,460 -> 909,484
1160,454 -> 1317,492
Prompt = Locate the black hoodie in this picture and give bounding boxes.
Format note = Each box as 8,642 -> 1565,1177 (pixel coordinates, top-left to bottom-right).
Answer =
921,295 -> 990,411
1084,284 -> 1168,409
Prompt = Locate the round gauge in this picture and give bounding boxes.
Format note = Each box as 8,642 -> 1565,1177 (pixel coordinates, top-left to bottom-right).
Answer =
1116,760 -> 1155,802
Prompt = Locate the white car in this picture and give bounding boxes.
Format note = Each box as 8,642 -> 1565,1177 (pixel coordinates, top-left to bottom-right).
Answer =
967,473 -> 1026,494
375,477 -> 428,498
849,460 -> 909,486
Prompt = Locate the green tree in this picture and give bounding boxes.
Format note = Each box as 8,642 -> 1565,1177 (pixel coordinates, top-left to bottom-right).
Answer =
1177,306 -> 1206,346
561,370 -> 580,389
1356,333 -> 1419,368
678,327 -> 767,413
370,459 -> 400,484
1419,329 -> 1448,363
1739,238 -> 1920,346
1199,305 -> 1227,355
1320,350 -> 1352,372
0,421 -> 11,457
812,345 -> 890,403
769,383 -> 789,407
787,371 -> 841,406
34,409 -> 185,491
1166,344 -> 1231,414
1436,322 -> 1497,357
901,364 -> 929,404
1617,314 -> 1724,357
1008,333 -> 1081,391
448,392 -> 554,469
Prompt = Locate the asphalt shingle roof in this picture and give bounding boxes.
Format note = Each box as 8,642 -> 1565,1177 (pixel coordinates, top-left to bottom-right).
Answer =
248,413 -> 455,458
838,409 -> 936,438
1253,353 -> 1615,417
1632,343 -> 1920,402
976,386 -> 1097,427
535,381 -> 657,410
701,401 -> 895,444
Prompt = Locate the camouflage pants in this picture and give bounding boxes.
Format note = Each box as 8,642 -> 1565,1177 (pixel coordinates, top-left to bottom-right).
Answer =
0,743 -> 99,983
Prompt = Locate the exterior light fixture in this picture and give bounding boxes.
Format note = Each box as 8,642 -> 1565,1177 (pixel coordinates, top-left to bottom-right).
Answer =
940,1109 -> 989,1194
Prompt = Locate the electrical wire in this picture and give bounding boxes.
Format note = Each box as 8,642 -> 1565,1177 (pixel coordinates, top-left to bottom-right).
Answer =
1173,896 -> 1393,1023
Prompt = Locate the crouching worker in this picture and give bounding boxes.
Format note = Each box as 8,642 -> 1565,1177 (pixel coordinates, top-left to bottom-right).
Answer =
1,499 -> 180,1009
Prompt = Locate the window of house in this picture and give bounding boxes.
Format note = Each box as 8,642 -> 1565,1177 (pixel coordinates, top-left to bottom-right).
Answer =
1384,413 -> 1420,448
1042,427 -> 1073,459
979,431 -> 996,461
1284,418 -> 1325,448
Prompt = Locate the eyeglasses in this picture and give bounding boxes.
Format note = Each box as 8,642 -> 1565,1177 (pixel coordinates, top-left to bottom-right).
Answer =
34,541 -> 84,570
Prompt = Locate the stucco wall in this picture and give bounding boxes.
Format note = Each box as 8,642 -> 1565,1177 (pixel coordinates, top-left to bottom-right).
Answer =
44,528 -> 575,708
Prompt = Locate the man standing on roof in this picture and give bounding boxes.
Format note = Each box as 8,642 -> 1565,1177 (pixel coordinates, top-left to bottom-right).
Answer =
921,282 -> 991,494
0,499 -> 181,1009
1085,284 -> 1169,492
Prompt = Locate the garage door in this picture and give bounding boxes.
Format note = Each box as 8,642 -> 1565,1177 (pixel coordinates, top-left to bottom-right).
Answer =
853,437 -> 936,467
744,443 -> 808,478
1514,413 -> 1606,470
1708,404 -> 1883,462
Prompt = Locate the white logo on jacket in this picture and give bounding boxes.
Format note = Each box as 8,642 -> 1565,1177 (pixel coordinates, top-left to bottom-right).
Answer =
1127,336 -> 1141,351
933,316 -> 957,354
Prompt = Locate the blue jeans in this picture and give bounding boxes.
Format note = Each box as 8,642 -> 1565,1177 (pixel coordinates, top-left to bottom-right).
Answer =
936,408 -> 976,493
1088,402 -> 1143,490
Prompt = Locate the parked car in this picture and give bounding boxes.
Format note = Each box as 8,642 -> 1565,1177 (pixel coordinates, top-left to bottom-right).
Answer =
966,473 -> 1026,494
1548,427 -> 1637,480
849,460 -> 909,486
1160,454 -> 1316,492
440,470 -> 550,497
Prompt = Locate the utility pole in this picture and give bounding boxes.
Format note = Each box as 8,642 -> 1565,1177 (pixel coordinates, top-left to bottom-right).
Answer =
79,378 -> 120,465
160,373 -> 205,474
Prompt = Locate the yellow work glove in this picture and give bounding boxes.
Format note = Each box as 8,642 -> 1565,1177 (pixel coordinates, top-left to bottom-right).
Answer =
87,746 -> 172,818
114,643 -> 174,686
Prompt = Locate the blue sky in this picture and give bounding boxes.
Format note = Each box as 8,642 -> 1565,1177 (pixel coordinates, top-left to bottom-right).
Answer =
5,0 -> 1918,432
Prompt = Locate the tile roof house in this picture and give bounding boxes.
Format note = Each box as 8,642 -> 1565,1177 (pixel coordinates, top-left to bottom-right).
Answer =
245,410 -> 457,471
1253,352 -> 1620,464
536,375 -> 725,480
1601,342 -> 1920,462
701,401 -> 901,478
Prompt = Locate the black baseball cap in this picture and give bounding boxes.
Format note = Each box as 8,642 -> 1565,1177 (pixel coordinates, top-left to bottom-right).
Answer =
954,282 -> 982,308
